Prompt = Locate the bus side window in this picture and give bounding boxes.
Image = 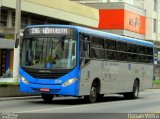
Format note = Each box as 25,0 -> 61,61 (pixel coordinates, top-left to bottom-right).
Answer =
80,33 -> 90,67
81,41 -> 90,58
105,39 -> 116,50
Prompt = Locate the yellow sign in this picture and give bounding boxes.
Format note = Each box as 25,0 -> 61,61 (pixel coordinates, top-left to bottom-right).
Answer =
4,34 -> 14,40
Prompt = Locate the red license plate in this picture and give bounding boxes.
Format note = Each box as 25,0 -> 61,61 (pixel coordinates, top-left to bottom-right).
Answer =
40,88 -> 50,92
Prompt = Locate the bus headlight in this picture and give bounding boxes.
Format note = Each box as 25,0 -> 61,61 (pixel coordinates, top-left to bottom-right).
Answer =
62,78 -> 78,87
21,77 -> 29,85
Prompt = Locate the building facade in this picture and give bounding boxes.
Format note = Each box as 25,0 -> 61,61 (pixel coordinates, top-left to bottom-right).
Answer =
0,0 -> 99,82
86,2 -> 146,40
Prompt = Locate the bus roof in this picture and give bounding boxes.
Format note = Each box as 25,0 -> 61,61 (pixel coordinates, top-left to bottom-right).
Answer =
26,25 -> 154,47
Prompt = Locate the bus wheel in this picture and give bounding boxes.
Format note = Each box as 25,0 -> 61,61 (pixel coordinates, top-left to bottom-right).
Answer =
84,82 -> 97,103
123,80 -> 139,99
41,94 -> 54,103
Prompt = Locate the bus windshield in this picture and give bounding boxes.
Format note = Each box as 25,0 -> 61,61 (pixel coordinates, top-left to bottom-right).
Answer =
21,37 -> 76,69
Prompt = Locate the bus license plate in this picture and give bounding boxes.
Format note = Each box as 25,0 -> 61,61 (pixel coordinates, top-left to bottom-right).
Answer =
40,88 -> 50,92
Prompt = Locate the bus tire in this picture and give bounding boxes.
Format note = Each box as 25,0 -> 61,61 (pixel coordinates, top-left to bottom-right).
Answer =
41,94 -> 54,103
84,82 -> 97,103
123,80 -> 139,99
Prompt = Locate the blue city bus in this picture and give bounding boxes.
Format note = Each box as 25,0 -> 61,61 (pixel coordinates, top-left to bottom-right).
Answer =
20,25 -> 154,103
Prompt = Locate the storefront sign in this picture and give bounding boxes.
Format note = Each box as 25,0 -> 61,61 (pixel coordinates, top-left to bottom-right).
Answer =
124,10 -> 145,34
99,9 -> 146,35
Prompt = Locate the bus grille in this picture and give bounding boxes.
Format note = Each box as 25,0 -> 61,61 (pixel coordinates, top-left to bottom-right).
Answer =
29,72 -> 66,79
23,67 -> 71,79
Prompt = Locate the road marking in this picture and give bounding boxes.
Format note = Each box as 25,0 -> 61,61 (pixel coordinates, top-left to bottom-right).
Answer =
17,97 -> 141,113
18,99 -> 129,113
17,94 -> 146,113
16,89 -> 160,113
17,104 -> 98,113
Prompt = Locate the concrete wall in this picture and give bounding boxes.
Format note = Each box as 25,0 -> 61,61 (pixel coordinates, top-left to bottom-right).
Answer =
144,0 -> 160,42
1,0 -> 99,28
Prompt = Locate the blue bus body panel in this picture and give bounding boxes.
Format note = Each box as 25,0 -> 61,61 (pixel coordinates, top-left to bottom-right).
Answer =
20,66 -> 80,96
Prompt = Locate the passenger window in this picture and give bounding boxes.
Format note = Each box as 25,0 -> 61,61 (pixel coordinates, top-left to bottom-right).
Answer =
128,44 -> 137,53
105,39 -> 116,50
117,41 -> 127,52
91,48 -> 105,59
91,37 -> 104,48
80,33 -> 91,67
137,45 -> 145,54
80,40 -> 90,58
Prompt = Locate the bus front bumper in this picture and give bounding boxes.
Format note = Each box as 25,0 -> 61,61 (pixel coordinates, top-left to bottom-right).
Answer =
20,80 -> 80,96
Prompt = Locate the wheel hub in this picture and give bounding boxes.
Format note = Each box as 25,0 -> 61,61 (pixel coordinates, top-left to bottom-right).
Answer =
91,87 -> 96,98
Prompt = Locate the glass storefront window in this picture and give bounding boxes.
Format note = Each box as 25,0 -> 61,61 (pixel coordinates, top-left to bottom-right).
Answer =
0,49 -> 13,78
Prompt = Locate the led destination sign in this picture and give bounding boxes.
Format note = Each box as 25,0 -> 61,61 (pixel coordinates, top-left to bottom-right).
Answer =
27,27 -> 74,35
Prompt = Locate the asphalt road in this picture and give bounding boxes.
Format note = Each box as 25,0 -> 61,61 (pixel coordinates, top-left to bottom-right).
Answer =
0,89 -> 160,119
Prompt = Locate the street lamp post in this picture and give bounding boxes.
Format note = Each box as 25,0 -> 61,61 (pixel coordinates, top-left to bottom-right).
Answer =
13,0 -> 21,82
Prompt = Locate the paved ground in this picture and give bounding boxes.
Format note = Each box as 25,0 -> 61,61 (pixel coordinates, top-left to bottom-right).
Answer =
0,89 -> 160,119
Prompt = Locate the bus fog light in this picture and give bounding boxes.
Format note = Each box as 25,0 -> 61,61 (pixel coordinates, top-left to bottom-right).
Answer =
62,78 -> 78,87
21,77 -> 29,85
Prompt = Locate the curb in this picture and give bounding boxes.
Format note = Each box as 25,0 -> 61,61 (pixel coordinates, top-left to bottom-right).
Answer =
152,84 -> 160,89
0,96 -> 41,101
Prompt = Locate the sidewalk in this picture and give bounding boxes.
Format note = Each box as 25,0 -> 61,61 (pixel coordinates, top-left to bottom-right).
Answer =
152,84 -> 160,89
0,86 -> 40,101
0,95 -> 41,101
